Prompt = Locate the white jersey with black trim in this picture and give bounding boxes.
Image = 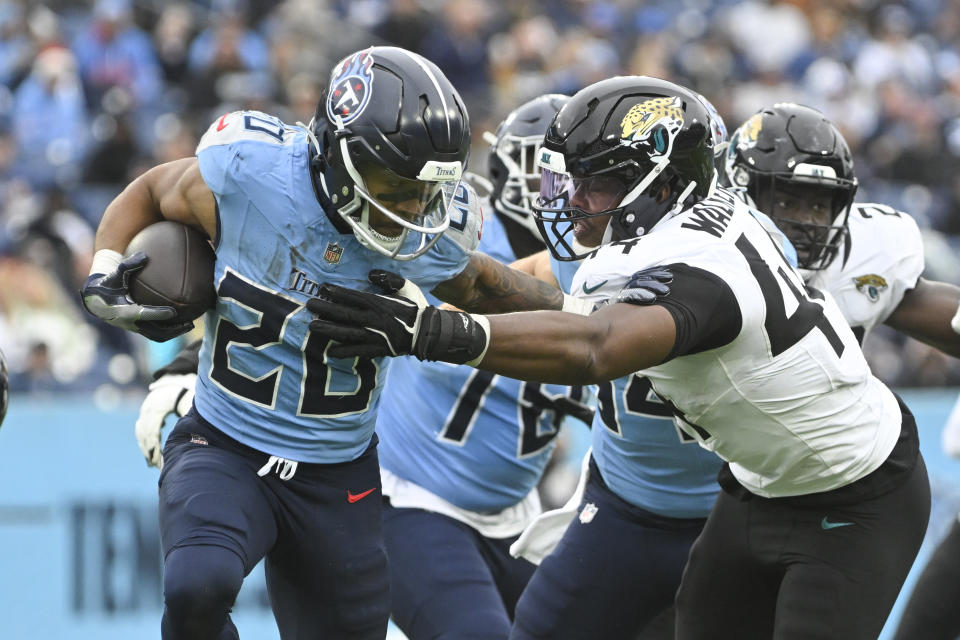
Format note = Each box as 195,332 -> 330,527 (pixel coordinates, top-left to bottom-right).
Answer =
572,187 -> 902,499
806,202 -> 924,342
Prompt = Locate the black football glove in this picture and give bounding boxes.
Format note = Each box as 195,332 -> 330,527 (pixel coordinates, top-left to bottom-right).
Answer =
614,266 -> 673,306
81,251 -> 192,342
307,270 -> 489,363
135,318 -> 196,343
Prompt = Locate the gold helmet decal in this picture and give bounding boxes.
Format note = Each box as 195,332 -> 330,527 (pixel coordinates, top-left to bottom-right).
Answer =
726,112 -> 765,187
619,96 -> 684,158
736,113 -> 763,151
853,274 -> 888,302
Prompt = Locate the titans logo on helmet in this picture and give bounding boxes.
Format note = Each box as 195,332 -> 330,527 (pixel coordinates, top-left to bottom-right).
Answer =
327,49 -> 375,125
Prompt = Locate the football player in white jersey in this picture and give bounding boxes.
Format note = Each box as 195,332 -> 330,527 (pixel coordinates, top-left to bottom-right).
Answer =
723,102 -> 960,640
723,102 -> 960,356
724,103 -> 960,640
307,76 -> 931,640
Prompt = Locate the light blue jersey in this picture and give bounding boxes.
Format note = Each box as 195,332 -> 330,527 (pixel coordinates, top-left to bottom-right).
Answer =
377,212 -> 587,512
550,252 -> 722,519
192,111 -> 476,464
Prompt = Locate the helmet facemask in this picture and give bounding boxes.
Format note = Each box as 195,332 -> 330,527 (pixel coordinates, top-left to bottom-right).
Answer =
534,147 -> 698,261
317,115 -> 462,261
747,162 -> 857,272
485,129 -> 549,238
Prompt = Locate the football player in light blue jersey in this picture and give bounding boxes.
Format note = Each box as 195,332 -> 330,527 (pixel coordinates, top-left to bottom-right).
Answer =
374,94 -> 599,640
81,47 -> 575,640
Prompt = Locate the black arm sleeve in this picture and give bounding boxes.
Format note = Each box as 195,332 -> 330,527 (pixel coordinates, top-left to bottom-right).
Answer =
655,264 -> 742,360
152,339 -> 202,379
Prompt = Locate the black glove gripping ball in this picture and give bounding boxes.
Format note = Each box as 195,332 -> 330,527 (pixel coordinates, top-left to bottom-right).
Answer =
123,221 -> 216,322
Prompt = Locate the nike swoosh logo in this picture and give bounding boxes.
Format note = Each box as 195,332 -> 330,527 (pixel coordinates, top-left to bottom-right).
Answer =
347,488 -> 377,503
216,114 -> 229,131
820,517 -> 854,530
582,279 -> 608,295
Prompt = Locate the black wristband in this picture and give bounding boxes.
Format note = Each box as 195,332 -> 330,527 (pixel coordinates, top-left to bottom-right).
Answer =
413,307 -> 488,364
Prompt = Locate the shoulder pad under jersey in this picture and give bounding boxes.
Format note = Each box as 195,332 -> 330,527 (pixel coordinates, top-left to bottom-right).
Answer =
441,181 -> 483,254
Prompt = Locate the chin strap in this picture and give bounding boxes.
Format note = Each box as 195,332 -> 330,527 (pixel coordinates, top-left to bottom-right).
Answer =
299,118 -> 324,162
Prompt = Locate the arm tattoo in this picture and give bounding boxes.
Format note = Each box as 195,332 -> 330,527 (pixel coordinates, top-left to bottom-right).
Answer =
432,252 -> 564,314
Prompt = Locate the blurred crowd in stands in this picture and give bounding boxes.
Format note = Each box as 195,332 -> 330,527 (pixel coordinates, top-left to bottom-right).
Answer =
3,0 -> 960,400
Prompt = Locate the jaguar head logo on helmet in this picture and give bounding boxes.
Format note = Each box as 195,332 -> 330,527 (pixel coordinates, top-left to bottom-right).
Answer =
619,96 -> 685,158
307,46 -> 471,261
533,76 -> 717,261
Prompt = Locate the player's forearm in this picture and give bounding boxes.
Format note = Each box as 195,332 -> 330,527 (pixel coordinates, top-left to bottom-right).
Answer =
435,252 -> 564,314
885,279 -> 960,357
95,176 -> 165,252
509,250 -> 559,288
475,304 -> 676,384
474,310 -> 605,384
95,159 -> 215,253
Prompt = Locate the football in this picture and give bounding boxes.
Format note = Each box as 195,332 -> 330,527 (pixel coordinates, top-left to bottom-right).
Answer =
123,221 -> 216,321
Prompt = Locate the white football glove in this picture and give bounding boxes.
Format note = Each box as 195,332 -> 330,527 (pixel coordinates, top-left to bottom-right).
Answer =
135,373 -> 197,469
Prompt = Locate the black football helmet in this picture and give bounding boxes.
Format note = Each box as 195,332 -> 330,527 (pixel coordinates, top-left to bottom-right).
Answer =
486,94 -> 570,238
309,46 -> 471,260
723,103 -> 858,271
534,76 -> 716,261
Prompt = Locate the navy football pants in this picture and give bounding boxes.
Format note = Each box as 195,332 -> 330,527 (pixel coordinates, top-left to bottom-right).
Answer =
158,409 -> 390,640
382,503 -> 536,640
510,460 -> 707,640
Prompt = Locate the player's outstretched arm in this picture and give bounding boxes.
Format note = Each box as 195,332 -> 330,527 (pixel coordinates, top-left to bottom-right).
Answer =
884,278 -> 960,357
476,302 -> 677,385
431,252 -> 569,314
509,249 -> 560,288
308,268 -> 676,384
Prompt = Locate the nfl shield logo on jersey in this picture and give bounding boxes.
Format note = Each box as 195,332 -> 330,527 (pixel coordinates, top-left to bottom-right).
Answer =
324,242 -> 344,264
579,502 -> 598,524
